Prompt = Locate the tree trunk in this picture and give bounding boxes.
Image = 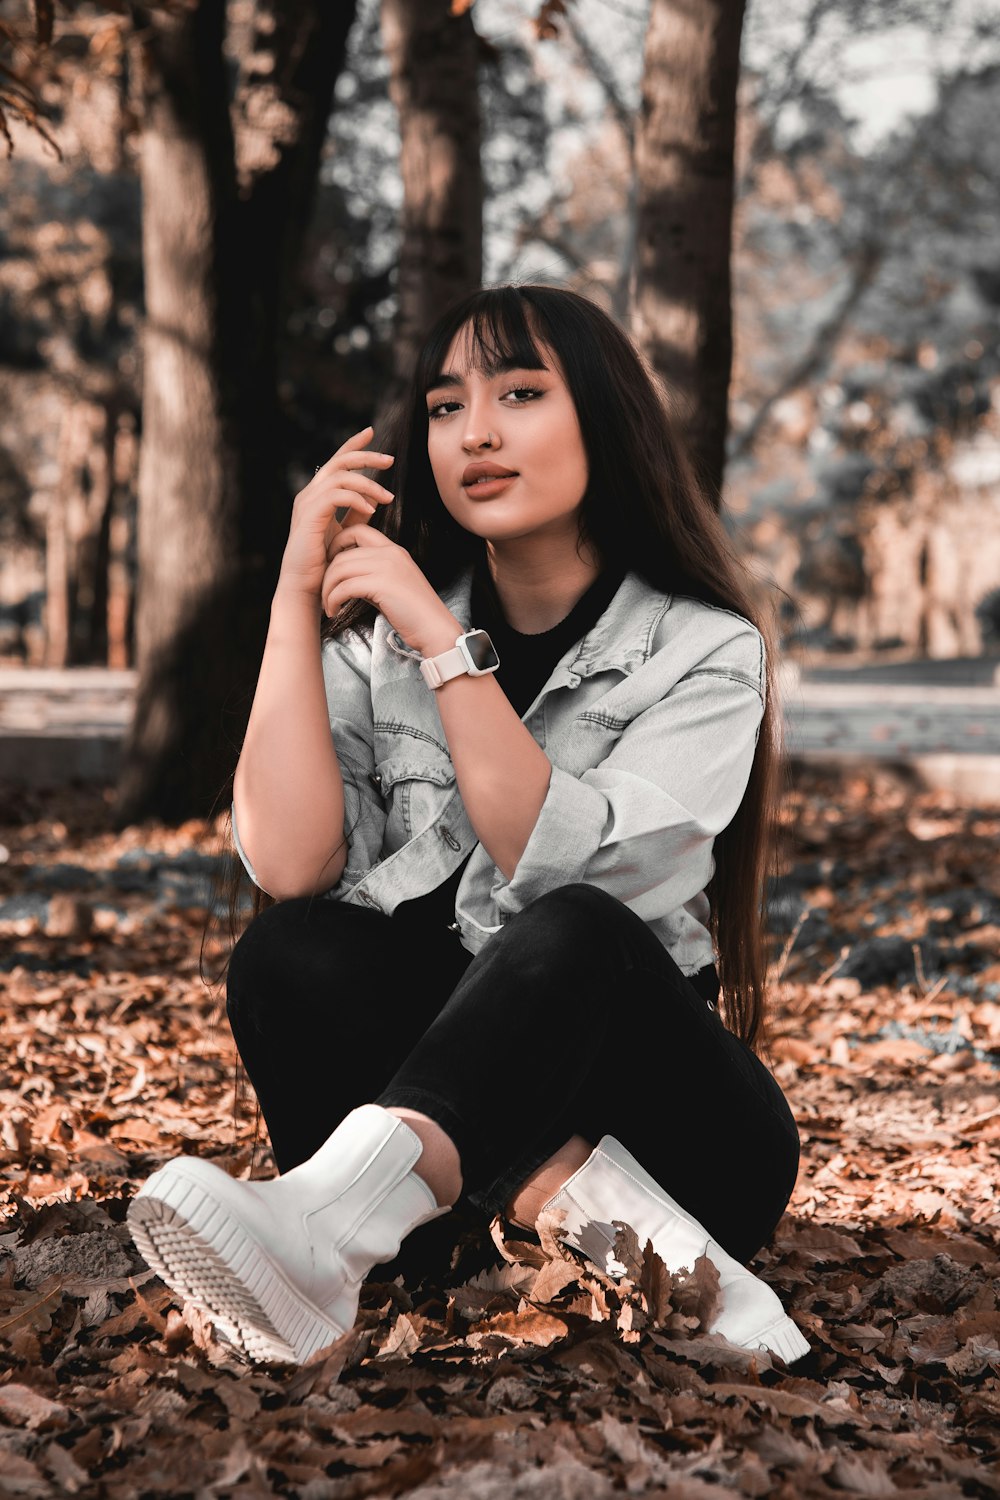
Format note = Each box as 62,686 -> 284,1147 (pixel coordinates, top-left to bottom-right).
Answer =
378,0 -> 483,415
71,403 -> 113,666
115,0 -> 356,826
106,411 -> 136,672
631,0 -> 746,507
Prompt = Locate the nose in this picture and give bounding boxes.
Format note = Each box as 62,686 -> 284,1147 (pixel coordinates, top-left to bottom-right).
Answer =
462,428 -> 500,454
461,394 -> 500,451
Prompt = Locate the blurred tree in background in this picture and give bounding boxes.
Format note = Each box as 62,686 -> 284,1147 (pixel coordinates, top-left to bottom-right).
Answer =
123,0 -> 357,826
731,0 -> 1000,654
1,0 -> 485,823
1,0 -> 999,822
632,0 -> 747,501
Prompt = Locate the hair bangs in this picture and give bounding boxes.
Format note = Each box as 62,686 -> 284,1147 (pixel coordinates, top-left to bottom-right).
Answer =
419,288 -> 551,396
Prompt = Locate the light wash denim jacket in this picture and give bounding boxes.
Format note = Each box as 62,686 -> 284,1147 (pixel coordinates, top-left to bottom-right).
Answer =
232,563 -> 766,977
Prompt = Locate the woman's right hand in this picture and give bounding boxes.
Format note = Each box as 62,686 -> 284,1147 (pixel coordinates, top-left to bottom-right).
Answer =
276,425 -> 396,602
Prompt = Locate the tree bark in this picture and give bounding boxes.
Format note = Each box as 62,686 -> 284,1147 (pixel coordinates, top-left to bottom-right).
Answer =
378,0 -> 483,414
106,411 -> 136,672
74,403 -> 114,667
115,0 -> 356,826
631,0 -> 747,507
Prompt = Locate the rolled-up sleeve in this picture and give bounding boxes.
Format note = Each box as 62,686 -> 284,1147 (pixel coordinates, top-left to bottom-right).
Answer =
229,626 -> 387,896
490,662 -> 766,922
318,629 -> 387,891
231,799 -> 269,893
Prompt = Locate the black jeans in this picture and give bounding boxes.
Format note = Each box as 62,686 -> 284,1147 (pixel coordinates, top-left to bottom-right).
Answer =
226,883 -> 800,1266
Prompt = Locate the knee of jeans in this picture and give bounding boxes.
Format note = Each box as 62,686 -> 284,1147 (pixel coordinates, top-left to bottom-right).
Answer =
525,882 -> 620,926
225,896 -> 320,1036
508,884 -> 625,969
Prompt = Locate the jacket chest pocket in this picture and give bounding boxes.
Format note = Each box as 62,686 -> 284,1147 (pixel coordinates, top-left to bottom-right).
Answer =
547,712 -> 629,777
371,751 -> 456,849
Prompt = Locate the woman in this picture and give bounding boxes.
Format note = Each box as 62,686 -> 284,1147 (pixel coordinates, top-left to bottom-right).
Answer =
127,283 -> 808,1369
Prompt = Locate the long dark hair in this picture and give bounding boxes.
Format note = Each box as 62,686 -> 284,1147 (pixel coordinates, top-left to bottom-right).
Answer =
206,283 -> 790,1094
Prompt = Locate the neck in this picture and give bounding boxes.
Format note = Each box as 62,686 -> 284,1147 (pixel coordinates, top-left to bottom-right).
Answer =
483,537 -> 603,634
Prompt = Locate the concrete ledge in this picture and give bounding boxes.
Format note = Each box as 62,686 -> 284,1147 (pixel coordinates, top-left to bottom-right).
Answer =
784,654 -> 1000,687
0,668 -> 136,691
4,734 -> 1000,809
0,733 -> 123,784
789,751 -> 1000,806
788,682 -> 1000,706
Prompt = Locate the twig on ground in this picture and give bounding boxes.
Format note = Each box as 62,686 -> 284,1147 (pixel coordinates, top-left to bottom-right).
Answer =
773,902 -> 812,983
817,944 -> 851,986
911,974 -> 950,1015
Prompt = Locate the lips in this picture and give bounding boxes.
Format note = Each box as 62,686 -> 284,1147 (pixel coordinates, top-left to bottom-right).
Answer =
462,461 -> 519,487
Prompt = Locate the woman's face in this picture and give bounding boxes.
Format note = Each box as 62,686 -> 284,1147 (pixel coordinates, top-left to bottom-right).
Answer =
424,322 -> 590,550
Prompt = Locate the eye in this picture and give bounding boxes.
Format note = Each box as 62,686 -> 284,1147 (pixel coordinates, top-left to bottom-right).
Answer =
427,386 -> 544,420
426,399 -> 460,420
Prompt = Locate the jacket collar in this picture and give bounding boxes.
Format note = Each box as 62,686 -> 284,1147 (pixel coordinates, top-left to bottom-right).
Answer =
435,562 -> 671,678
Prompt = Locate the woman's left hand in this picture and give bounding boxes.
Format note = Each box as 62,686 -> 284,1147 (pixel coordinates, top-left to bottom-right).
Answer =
322,525 -> 461,657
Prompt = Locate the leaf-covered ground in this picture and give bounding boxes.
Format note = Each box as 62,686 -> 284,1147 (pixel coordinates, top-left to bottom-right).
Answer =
1,764 -> 998,1498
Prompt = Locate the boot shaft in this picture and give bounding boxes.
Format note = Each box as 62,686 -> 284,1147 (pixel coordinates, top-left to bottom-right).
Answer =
272,1104 -> 449,1286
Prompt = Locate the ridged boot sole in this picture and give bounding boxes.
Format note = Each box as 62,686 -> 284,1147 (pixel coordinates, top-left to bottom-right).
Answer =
128,1164 -> 347,1364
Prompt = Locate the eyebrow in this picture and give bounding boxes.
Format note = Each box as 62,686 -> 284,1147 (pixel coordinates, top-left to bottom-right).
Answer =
424,357 -> 550,395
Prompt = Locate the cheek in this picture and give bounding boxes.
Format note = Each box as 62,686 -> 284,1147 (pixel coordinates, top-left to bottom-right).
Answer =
427,446 -> 448,493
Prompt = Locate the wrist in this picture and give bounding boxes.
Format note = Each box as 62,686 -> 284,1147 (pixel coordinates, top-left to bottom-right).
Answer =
416,612 -> 465,658
271,584 -> 322,628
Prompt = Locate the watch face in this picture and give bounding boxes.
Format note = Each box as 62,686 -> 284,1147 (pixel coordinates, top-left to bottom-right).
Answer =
465,631 -> 500,672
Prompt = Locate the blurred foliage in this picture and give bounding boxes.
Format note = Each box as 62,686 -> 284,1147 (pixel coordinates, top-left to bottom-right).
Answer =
2,0 -> 1000,660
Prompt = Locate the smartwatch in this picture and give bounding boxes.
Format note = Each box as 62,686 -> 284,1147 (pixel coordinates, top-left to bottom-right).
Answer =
420,629 -> 500,690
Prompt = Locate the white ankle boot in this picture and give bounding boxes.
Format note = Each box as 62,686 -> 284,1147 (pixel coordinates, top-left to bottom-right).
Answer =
540,1134 -> 810,1365
126,1103 -> 452,1365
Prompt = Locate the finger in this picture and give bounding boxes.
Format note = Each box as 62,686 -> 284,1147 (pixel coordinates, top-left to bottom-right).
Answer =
322,498 -> 395,558
322,536 -> 390,606
339,424 -> 379,457
313,453 -> 395,488
326,470 -> 395,505
324,583 -> 360,619
322,562 -> 377,618
313,428 -> 394,479
311,468 -> 392,501
321,550 -> 362,599
310,471 -> 395,513
322,543 -> 376,591
328,523 -> 391,554
339,450 -> 395,471
318,506 -> 368,562
309,487 -> 379,559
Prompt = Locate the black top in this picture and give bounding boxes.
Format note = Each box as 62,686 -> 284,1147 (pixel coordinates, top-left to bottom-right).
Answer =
392,550 -> 627,934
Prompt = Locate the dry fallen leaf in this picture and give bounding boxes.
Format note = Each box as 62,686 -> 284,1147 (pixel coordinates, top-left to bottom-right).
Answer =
0,770 -> 998,1496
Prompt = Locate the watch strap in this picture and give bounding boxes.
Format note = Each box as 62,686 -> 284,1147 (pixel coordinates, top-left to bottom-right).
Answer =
419,644 -> 468,689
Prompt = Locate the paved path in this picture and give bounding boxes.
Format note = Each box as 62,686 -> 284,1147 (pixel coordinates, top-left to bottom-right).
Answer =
782,683 -> 1000,756
3,664 -> 1000,801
